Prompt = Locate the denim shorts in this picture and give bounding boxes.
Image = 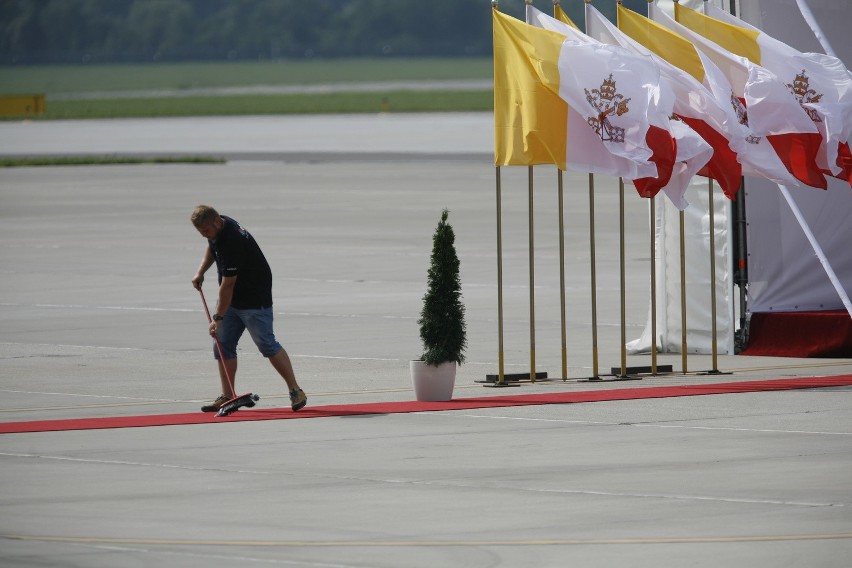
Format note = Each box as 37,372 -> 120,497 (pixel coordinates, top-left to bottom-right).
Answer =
214,306 -> 282,360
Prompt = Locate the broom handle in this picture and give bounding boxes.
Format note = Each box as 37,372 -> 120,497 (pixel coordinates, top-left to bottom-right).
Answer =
198,288 -> 236,398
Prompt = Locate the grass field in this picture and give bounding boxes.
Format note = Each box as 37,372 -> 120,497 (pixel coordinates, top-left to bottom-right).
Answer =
0,58 -> 493,118
40,90 -> 491,119
0,58 -> 492,94
0,156 -> 225,168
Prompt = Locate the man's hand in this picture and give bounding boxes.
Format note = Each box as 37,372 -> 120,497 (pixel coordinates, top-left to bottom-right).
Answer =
192,246 -> 214,290
209,320 -> 220,337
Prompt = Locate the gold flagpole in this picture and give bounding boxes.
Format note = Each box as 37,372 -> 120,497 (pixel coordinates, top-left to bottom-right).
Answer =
650,197 -> 658,375
680,209 -> 688,373
528,165 -> 537,383
644,0 -> 658,379
588,173 -> 600,379
554,0 -> 568,381
492,1 -> 505,386
665,0 -> 692,378
708,179 -> 719,372
584,2 -> 600,381
615,0 -> 628,378
619,177 -> 628,377
558,169 -> 568,380
496,166 -> 506,385
521,0 -> 537,384
702,0 -> 720,374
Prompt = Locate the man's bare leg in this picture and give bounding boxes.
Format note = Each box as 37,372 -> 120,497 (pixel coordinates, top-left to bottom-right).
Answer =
217,358 -> 238,397
268,348 -> 299,391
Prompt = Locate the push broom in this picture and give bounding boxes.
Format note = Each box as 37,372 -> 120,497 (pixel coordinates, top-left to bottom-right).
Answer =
198,288 -> 259,417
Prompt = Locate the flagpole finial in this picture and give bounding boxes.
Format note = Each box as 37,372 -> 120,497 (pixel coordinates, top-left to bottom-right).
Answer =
584,0 -> 591,4
491,0 -> 498,7
525,0 -> 532,5
553,0 -> 560,7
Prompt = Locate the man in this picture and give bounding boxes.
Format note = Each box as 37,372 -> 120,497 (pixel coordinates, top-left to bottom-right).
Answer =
190,205 -> 306,413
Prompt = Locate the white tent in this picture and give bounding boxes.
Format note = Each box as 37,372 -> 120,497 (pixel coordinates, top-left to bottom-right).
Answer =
738,0 -> 852,315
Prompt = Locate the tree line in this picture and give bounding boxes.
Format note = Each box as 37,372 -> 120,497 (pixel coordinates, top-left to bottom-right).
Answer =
1,0 -> 644,65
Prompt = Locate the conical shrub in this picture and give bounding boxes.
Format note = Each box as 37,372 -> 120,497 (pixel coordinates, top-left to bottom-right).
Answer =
419,209 -> 467,365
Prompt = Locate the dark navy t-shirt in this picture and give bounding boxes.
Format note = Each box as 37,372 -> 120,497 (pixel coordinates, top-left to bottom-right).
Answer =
209,216 -> 273,309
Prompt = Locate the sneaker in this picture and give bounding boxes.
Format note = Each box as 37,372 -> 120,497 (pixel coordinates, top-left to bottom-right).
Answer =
289,388 -> 307,411
201,394 -> 229,413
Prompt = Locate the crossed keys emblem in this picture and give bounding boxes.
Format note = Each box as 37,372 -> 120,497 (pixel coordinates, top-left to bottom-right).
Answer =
584,74 -> 630,143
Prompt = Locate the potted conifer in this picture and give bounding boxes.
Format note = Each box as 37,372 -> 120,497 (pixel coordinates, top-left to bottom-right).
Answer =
411,209 -> 467,401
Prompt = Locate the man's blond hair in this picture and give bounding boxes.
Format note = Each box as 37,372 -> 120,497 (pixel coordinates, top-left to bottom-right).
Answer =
190,205 -> 219,228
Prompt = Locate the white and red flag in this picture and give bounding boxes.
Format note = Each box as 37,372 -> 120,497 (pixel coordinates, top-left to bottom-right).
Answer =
654,4 -> 828,189
575,3 -> 737,200
526,5 -> 706,208
651,5 -> 828,189
689,3 -> 852,187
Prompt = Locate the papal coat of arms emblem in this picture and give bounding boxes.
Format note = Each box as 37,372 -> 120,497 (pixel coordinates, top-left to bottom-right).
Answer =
787,69 -> 822,122
584,74 -> 630,143
730,91 -> 762,145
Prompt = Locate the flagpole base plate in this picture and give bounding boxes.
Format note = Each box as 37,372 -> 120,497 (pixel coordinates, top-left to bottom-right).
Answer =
477,371 -> 550,385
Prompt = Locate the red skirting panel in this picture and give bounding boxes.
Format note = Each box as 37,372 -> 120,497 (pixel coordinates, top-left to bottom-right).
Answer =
741,310 -> 852,357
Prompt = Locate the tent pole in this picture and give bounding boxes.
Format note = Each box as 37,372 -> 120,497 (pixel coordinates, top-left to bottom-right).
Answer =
794,0 -> 837,57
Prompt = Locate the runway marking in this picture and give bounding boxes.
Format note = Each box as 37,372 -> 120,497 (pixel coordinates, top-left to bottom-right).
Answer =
1,451 -> 847,508
292,354 -> 404,362
0,452 -> 275,475
634,423 -> 852,436
5,533 -> 852,547
0,302 -> 195,313
727,361 -> 852,373
0,401 -> 179,413
9,539 -> 356,568
431,413 -> 852,436
0,341 -> 145,353
0,384 -> 476,413
0,342 -> 500,368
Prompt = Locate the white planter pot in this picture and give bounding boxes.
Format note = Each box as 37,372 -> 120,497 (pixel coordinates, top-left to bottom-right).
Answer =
410,360 -> 456,401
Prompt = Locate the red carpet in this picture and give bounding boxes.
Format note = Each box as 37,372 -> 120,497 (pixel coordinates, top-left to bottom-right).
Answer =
741,311 -> 852,357
2,375 -> 851,434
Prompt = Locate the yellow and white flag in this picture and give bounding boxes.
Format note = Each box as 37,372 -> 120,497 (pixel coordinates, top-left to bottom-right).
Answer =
493,7 -> 567,168
493,8 -> 677,196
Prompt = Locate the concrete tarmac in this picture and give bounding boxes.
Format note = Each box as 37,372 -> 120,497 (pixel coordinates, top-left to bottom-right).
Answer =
1,114 -> 851,567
